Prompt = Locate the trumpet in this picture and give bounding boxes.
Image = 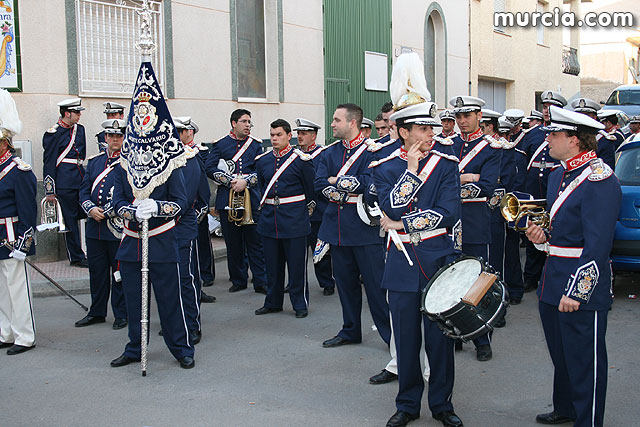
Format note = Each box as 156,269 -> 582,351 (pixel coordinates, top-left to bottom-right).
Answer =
226,188 -> 255,226
37,197 -> 69,233
500,193 -> 550,231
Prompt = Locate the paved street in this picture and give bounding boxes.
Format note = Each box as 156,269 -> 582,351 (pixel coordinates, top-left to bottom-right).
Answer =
2,257 -> 640,427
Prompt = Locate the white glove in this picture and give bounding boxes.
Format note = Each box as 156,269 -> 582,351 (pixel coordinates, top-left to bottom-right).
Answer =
9,249 -> 27,261
135,199 -> 158,221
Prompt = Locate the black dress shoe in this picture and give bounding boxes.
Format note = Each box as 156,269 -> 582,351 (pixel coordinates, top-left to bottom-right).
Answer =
179,356 -> 195,369
202,280 -> 214,288
322,336 -> 355,348
228,284 -> 247,292
524,281 -> 538,293
494,317 -> 506,328
254,286 -> 267,295
386,410 -> 419,427
70,259 -> 89,268
454,340 -> 463,351
255,306 -> 282,315
369,369 -> 398,384
535,411 -> 574,424
75,315 -> 106,327
433,411 -> 463,427
323,287 -> 335,296
190,330 -> 202,345
112,318 -> 128,330
476,344 -> 492,361
509,297 -> 522,305
295,309 -> 308,318
200,291 -> 216,303
6,344 -> 35,355
110,355 -> 139,367
0,341 -> 13,349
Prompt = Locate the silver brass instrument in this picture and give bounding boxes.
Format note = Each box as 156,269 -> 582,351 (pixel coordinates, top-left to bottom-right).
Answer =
227,188 -> 255,226
500,193 -> 549,231
37,197 -> 68,233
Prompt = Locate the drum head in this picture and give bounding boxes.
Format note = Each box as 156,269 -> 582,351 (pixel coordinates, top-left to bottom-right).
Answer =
423,257 -> 483,314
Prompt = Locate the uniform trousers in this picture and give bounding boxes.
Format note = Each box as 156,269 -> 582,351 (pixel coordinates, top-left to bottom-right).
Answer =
308,221 -> 335,290
196,219 -> 215,285
524,238 -> 547,287
462,243 -> 492,347
119,261 -> 193,360
178,238 -> 201,333
539,302 -> 608,427
331,244 -> 390,344
262,235 -> 308,311
86,238 -> 126,319
57,188 -> 86,262
0,258 -> 35,347
219,211 -> 267,290
504,227 -> 524,300
388,290 -> 455,416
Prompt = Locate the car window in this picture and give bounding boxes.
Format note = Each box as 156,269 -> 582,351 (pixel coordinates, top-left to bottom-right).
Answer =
616,148 -> 640,186
606,90 -> 640,106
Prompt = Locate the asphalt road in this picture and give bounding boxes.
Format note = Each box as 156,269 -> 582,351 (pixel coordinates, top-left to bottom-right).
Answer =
2,261 -> 639,427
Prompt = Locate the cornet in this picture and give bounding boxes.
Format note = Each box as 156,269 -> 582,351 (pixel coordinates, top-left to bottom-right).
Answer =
37,197 -> 69,233
500,193 -> 550,231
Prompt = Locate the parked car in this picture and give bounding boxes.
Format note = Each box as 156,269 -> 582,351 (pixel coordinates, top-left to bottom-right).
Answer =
602,84 -> 640,118
612,134 -> 640,271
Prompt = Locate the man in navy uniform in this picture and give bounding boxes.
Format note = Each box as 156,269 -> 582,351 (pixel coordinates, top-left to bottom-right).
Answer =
597,109 -> 626,151
571,98 -> 616,170
254,119 -> 315,318
95,102 -> 125,152
42,98 -> 88,267
371,98 -> 463,427
526,106 -> 620,427
627,115 -> 640,141
174,116 -> 216,303
295,117 -> 335,296
205,109 -> 267,294
450,95 -> 501,361
361,117 -> 374,139
438,110 -> 457,139
526,110 -> 544,128
521,91 -> 566,293
374,114 -> 390,139
0,89 -> 38,355
316,103 -> 391,348
75,119 -> 128,330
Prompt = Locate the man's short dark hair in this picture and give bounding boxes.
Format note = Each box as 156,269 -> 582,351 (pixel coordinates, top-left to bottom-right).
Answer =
380,102 -> 394,114
375,113 -> 384,122
568,131 -> 598,152
270,118 -> 291,134
230,109 -> 251,125
59,107 -> 70,117
336,103 -> 363,127
603,115 -> 618,125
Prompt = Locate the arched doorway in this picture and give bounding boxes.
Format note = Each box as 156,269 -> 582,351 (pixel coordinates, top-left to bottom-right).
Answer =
424,3 -> 447,106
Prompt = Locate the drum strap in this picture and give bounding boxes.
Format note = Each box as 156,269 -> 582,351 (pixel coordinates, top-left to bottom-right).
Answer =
549,167 -> 591,220
91,165 -> 115,193
337,142 -> 368,176
231,136 -> 254,163
527,141 -> 548,171
458,139 -> 488,171
259,152 -> 299,206
56,124 -> 78,167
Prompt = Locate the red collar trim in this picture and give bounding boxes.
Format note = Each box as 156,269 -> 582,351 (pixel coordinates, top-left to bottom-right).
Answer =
605,125 -> 619,133
441,130 -> 456,137
230,131 -> 250,141
399,147 -> 408,161
461,128 -> 483,142
185,139 -> 196,148
108,150 -> 121,159
342,132 -> 365,149
0,150 -> 11,164
273,144 -> 292,158
565,150 -> 596,171
58,118 -> 71,129
301,143 -> 317,153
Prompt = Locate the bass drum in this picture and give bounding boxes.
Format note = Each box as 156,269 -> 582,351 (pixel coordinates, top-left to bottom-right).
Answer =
420,256 -> 508,342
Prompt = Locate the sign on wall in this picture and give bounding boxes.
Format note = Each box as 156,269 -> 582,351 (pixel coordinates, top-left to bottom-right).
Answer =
0,0 -> 21,92
364,51 -> 388,92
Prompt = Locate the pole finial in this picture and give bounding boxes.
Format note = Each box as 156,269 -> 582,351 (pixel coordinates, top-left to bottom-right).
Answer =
136,0 -> 156,62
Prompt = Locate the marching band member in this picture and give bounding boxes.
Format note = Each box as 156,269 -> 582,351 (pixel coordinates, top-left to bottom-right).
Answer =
294,118 -> 335,296
95,102 -> 125,152
0,89 -> 38,355
438,110 -> 457,139
75,119 -> 127,330
254,119 -> 315,318
374,113 -> 390,139
316,103 -> 391,348
360,117 -> 374,139
205,109 -> 268,294
526,106 -> 620,427
571,98 -> 616,170
450,95 -> 501,361
42,98 -> 88,267
371,87 -> 463,427
596,109 -> 626,151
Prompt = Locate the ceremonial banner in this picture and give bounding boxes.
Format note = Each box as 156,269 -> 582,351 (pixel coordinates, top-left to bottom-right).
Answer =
121,62 -> 186,199
0,0 -> 22,92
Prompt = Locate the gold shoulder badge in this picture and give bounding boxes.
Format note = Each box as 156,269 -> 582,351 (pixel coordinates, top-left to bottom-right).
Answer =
12,157 -> 32,171
484,135 -> 503,148
588,158 -> 612,181
294,148 -> 312,161
367,142 -> 383,152
185,146 -> 198,159
46,124 -> 59,133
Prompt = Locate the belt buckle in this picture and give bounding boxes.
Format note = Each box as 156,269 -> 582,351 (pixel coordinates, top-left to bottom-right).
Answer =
273,196 -> 280,206
410,232 -> 421,245
539,161 -> 547,169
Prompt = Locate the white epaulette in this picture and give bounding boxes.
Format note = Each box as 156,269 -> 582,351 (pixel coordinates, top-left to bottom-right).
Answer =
12,157 -> 32,171
484,134 -> 504,148
197,143 -> 209,151
294,148 -> 312,161
86,152 -> 106,161
367,138 -> 397,152
368,148 -> 401,168
597,130 -> 617,141
255,148 -> 273,160
430,150 -> 459,162
185,146 -> 198,159
46,123 -> 59,133
433,135 -> 454,146
588,159 -> 613,181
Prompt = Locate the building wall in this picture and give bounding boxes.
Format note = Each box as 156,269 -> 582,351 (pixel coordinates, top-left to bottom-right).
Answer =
470,0 -> 581,112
